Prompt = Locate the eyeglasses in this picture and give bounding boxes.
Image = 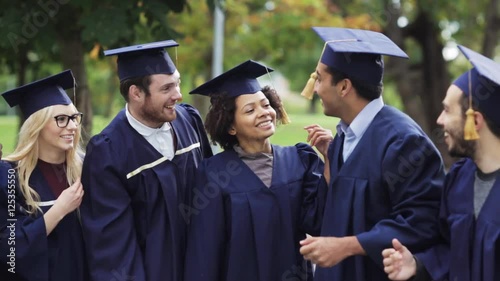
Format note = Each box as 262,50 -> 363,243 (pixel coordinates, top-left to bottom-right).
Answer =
54,113 -> 83,128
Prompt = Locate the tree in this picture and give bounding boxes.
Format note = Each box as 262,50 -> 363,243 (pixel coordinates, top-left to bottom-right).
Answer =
168,0 -> 359,114
326,0 -> 499,167
1,0 -> 192,143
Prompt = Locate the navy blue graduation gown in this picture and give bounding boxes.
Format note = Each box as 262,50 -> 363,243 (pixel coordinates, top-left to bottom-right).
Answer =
184,143 -> 327,281
417,158 -> 500,281
315,106 -> 445,281
80,104 -> 212,281
0,161 -> 89,281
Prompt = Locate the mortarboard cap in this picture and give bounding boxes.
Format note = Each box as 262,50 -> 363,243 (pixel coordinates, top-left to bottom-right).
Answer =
190,60 -> 291,124
313,27 -> 409,85
104,40 -> 179,81
452,45 -> 500,138
189,60 -> 273,97
2,70 -> 74,118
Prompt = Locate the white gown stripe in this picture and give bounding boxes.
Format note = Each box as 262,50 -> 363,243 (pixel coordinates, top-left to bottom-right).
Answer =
126,142 -> 200,179
126,156 -> 169,179
38,200 -> 56,207
175,142 -> 200,155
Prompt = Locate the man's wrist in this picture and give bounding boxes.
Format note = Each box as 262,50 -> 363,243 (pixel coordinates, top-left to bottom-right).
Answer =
344,236 -> 365,257
408,255 -> 431,281
410,256 -> 417,277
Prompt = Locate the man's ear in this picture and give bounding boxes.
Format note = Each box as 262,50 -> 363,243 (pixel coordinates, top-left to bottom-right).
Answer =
474,110 -> 486,131
129,85 -> 143,102
340,79 -> 352,97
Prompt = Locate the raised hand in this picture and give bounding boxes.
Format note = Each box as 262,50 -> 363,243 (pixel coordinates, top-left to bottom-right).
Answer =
304,124 -> 333,158
300,235 -> 364,268
44,178 -> 84,235
53,178 -> 84,216
382,238 -> 417,281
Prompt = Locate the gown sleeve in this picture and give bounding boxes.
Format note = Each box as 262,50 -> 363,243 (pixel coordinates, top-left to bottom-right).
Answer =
180,104 -> 213,158
414,160 -> 469,281
356,134 -> 444,268
0,161 -> 49,280
80,135 -> 146,281
295,143 -> 327,236
184,160 -> 225,281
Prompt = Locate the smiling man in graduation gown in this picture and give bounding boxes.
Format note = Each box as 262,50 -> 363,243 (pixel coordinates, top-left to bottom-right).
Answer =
299,27 -> 445,281
80,41 -> 212,281
382,46 -> 500,281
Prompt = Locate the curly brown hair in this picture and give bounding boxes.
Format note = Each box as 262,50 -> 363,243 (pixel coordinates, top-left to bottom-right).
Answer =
204,86 -> 288,150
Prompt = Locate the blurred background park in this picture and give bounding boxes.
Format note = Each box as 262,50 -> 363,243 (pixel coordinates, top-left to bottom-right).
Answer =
0,0 -> 498,167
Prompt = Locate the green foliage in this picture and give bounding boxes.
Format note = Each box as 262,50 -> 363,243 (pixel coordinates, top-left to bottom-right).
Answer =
77,0 -> 190,50
1,0 -> 498,147
80,5 -> 134,46
167,0 -> 349,93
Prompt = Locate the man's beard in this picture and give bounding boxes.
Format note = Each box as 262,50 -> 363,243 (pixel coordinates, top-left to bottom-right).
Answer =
448,126 -> 476,158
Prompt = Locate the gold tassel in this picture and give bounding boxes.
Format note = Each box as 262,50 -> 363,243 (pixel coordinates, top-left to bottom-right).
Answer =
463,70 -> 479,140
280,106 -> 291,124
300,39 -> 358,101
464,108 -> 479,140
300,72 -> 318,100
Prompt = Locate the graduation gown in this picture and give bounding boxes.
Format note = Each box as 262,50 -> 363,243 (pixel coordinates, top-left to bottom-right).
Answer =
80,104 -> 212,281
0,161 -> 89,281
315,106 -> 445,281
417,158 -> 500,281
184,143 -> 327,281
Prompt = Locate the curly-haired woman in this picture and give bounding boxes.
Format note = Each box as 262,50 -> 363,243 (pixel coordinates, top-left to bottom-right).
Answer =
184,60 -> 330,281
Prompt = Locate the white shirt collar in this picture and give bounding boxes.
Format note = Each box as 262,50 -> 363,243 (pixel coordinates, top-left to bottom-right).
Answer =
125,104 -> 171,137
336,96 -> 384,138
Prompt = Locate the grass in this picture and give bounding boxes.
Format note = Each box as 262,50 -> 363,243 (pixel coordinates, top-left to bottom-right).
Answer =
272,113 -> 337,146
0,110 -> 338,156
0,115 -> 18,156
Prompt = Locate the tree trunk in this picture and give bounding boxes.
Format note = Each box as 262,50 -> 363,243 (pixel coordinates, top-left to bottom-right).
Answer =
383,1 -> 420,124
15,46 -> 29,134
308,95 -> 318,114
385,3 -> 454,168
55,5 -> 92,145
104,58 -> 119,118
409,11 -> 453,168
482,0 -> 499,57
58,36 -> 93,145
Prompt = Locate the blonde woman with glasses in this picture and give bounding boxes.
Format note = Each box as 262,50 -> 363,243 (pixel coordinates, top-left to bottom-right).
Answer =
0,70 -> 89,281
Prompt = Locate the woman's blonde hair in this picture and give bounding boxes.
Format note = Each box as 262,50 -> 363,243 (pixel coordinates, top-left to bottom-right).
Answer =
4,104 -> 84,215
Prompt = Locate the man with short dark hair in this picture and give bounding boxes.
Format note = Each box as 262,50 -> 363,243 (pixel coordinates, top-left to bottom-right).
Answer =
382,45 -> 500,281
80,40 -> 212,281
300,27 -> 445,281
